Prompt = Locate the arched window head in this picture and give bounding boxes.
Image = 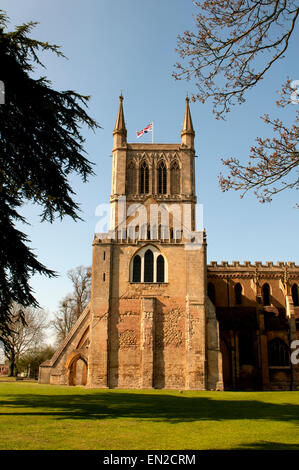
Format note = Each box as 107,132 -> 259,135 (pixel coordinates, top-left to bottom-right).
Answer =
262,283 -> 270,306
127,161 -> 136,194
140,161 -> 149,194
158,160 -> 167,194
292,284 -> 299,306
132,255 -> 141,282
208,283 -> 216,304
268,338 -> 290,366
171,161 -> 180,195
234,283 -> 242,305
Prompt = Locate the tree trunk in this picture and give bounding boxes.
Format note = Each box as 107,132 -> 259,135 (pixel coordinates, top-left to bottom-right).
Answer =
8,352 -> 17,377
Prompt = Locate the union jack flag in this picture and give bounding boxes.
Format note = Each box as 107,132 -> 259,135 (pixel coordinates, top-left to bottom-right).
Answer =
136,122 -> 153,138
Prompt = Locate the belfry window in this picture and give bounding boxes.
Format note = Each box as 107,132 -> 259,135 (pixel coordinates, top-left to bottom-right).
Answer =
268,338 -> 290,366
171,161 -> 180,195
158,161 -> 167,194
140,161 -> 149,194
131,246 -> 167,283
234,283 -> 242,305
292,284 -> 299,306
262,283 -> 270,306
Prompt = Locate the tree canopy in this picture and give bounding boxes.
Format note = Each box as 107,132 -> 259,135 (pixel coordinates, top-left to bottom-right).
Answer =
0,11 -> 99,346
174,0 -> 299,204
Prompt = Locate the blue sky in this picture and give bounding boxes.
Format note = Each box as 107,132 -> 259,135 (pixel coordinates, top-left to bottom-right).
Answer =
2,0 -> 299,328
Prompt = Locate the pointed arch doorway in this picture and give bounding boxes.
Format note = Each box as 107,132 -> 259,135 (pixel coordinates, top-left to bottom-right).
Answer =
68,354 -> 88,386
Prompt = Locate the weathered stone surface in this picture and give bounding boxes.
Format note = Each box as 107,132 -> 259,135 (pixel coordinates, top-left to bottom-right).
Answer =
39,98 -> 299,391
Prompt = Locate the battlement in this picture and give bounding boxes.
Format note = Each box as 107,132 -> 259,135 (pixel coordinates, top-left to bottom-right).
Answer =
208,261 -> 298,269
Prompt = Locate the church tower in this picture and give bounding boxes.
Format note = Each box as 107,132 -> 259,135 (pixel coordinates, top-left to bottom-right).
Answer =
38,97 -> 299,392
86,96 -> 223,389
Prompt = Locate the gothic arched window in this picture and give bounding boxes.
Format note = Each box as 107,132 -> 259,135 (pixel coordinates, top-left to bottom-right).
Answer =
132,255 -> 141,282
140,161 -> 149,194
144,249 -> 154,282
262,283 -> 270,306
127,161 -> 136,194
235,283 -> 242,305
130,246 -> 167,283
158,160 -> 167,194
171,161 -> 180,195
292,283 -> 299,306
268,338 -> 290,366
156,255 -> 165,283
208,283 -> 216,304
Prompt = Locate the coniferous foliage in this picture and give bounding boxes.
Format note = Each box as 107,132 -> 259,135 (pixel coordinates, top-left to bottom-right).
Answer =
0,12 -> 99,346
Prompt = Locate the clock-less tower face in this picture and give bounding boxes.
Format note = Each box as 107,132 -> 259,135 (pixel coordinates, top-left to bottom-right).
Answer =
110,95 -> 197,238
85,96 -> 222,391
38,97 -> 223,392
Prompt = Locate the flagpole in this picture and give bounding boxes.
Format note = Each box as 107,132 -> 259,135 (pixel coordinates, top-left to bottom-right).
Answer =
152,121 -> 154,144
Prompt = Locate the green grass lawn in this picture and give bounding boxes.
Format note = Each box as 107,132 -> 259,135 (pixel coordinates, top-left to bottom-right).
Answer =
0,382 -> 298,450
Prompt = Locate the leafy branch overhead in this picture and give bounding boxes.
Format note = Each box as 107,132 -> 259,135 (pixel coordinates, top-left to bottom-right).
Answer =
0,11 -> 99,346
174,0 -> 299,204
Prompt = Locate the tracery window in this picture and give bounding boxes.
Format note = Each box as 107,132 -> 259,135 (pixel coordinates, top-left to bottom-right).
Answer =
158,160 -> 167,194
140,161 -> 149,194
131,246 -> 167,283
171,161 -> 180,195
268,338 -> 290,366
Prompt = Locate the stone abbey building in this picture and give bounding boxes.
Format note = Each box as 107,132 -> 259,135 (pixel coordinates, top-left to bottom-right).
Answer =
39,97 -> 299,390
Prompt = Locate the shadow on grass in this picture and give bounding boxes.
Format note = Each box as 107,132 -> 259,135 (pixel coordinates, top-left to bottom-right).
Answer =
237,442 -> 299,450
0,390 -> 299,426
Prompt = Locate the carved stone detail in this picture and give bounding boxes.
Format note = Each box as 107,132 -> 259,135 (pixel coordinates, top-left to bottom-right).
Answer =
155,306 -> 184,348
119,329 -> 138,350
